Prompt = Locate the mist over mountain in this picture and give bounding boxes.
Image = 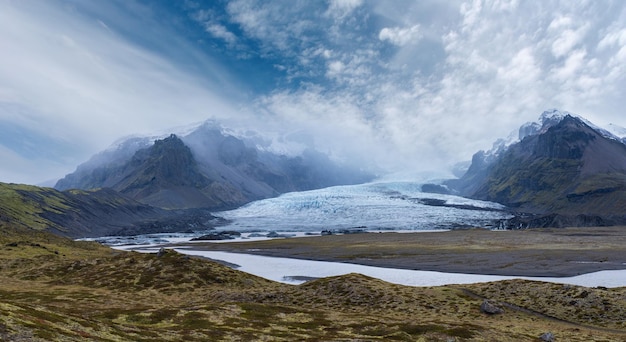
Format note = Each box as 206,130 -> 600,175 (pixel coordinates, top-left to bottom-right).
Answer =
446,110 -> 626,226
55,121 -> 374,209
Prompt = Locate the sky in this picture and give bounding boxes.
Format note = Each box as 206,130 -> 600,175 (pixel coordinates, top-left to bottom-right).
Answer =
1,0 -> 626,185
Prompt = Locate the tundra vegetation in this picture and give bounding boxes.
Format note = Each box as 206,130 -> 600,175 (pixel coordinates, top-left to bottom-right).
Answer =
1,223 -> 625,341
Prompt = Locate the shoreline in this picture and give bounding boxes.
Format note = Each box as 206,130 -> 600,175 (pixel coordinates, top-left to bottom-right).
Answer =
167,227 -> 626,278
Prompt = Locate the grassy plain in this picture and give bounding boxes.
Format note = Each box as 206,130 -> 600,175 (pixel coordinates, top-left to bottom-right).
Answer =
1,224 -> 625,341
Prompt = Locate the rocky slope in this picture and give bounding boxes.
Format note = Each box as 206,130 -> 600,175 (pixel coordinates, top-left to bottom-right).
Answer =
0,182 -> 222,238
56,122 -> 373,209
446,110 -> 626,226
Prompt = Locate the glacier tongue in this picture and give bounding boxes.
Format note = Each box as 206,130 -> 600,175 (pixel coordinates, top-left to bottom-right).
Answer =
216,182 -> 511,232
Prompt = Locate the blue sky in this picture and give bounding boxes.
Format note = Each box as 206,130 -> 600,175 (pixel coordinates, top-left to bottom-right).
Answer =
1,0 -> 626,184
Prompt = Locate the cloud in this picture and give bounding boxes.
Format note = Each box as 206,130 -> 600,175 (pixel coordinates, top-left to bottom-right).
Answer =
2,0 -> 626,184
548,17 -> 589,58
0,1 -> 240,183
248,0 -> 626,177
326,0 -> 363,19
379,25 -> 422,46
204,23 -> 237,45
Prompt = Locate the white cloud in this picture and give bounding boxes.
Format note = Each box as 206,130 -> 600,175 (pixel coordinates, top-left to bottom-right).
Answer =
550,24 -> 588,58
2,0 -> 626,184
236,0 -> 626,176
379,25 -> 421,46
497,47 -> 540,85
0,1 -> 240,184
598,28 -> 626,49
550,49 -> 586,81
204,23 -> 237,44
326,0 -> 363,19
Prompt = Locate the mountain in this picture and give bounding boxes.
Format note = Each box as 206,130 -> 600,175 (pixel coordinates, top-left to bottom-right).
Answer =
56,134 -> 246,210
56,122 -> 373,210
447,110 -> 626,226
0,182 -> 222,238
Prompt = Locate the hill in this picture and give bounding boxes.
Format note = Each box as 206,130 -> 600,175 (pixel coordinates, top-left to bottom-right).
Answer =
0,223 -> 624,341
0,182 -> 222,238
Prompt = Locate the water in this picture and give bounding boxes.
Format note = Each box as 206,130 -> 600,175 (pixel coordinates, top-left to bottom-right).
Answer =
121,246 -> 626,288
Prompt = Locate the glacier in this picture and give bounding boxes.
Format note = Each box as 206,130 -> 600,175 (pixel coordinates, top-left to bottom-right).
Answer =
215,181 -> 511,232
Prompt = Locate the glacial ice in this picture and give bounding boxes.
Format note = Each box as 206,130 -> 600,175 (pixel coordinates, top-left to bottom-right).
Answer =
216,181 -> 511,232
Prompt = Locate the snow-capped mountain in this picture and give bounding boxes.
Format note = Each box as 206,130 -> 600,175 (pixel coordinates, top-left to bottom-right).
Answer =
55,121 -> 374,209
447,110 -> 626,225
479,109 -> 626,165
606,123 -> 626,145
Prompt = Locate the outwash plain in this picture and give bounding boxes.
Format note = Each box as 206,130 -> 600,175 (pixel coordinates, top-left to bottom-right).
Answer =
177,227 -> 626,277
1,223 -> 625,341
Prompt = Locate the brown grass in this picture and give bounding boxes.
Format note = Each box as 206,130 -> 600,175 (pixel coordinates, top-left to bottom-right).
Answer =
1,223 -> 625,341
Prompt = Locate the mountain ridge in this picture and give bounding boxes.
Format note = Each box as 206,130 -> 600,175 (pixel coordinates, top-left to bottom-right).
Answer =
445,110 -> 626,226
56,123 -> 374,210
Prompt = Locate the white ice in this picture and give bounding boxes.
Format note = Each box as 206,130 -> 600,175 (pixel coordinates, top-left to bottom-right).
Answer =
215,181 -> 511,231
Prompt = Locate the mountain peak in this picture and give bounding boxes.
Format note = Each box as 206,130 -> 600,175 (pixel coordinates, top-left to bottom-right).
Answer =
447,109 -> 626,222
55,121 -> 374,210
538,109 -> 572,127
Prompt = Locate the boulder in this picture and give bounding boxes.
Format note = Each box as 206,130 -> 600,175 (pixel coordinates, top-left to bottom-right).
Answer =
480,300 -> 504,314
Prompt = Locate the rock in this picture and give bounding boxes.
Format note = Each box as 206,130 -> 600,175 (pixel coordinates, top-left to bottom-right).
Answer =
248,233 -> 266,238
156,247 -> 167,257
266,231 -> 296,238
336,227 -> 368,234
420,183 -> 451,195
480,300 -> 504,314
539,332 -> 555,341
190,231 -> 241,241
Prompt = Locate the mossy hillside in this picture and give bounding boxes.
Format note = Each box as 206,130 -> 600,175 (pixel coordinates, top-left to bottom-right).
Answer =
475,154 -> 626,216
566,173 -> 626,214
0,183 -> 72,231
0,181 -> 218,238
1,226 -> 625,341
0,223 -> 116,279
474,154 -> 581,211
462,280 -> 626,330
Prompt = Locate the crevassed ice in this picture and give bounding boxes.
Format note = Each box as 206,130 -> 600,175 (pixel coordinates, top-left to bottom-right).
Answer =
216,182 -> 511,231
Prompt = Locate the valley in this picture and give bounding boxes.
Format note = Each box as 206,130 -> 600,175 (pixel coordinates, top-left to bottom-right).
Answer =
1,110 -> 625,340
3,0 -> 626,339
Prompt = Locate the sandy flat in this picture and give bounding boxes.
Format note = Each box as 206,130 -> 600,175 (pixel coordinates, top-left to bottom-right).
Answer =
171,227 -> 626,277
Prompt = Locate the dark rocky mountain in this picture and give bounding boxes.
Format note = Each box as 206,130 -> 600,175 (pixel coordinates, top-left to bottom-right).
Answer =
0,182 -> 222,238
56,122 -> 373,209
446,111 -> 626,226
